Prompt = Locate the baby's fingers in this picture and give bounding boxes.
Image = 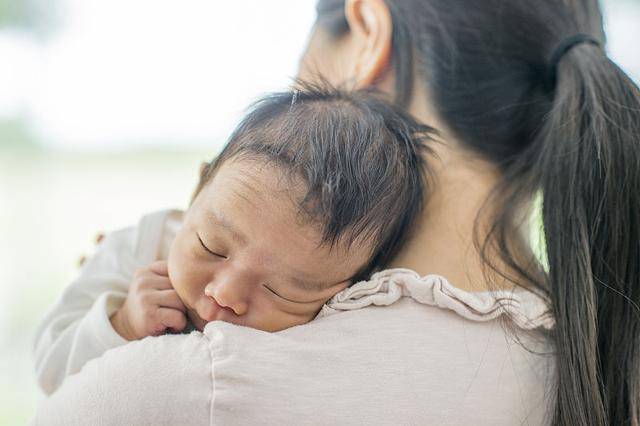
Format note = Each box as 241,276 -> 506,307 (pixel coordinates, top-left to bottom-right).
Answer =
156,289 -> 187,313
133,275 -> 173,292
148,260 -> 169,277
155,307 -> 188,334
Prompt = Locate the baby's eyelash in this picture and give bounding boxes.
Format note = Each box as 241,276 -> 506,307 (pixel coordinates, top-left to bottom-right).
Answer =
197,234 -> 226,258
263,284 -> 308,304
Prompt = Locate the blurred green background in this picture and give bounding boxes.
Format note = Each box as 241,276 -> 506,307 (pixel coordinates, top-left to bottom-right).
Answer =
0,0 -> 637,424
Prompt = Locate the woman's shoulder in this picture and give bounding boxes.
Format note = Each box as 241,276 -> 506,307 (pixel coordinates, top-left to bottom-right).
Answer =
198,283 -> 555,425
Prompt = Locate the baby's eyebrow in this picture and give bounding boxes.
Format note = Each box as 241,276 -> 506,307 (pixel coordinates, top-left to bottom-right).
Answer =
205,209 -> 247,244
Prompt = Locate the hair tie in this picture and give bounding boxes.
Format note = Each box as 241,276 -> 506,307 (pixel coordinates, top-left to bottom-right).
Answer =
547,34 -> 602,88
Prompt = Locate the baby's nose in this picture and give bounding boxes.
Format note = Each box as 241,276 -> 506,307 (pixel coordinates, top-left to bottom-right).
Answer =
205,280 -> 249,316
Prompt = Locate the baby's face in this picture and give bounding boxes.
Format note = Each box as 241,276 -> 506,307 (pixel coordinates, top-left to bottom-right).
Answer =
168,159 -> 371,333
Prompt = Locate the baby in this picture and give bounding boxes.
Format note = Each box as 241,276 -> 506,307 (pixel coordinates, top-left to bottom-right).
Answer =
108,83 -> 436,339
38,84 -> 434,353
110,84 -> 437,340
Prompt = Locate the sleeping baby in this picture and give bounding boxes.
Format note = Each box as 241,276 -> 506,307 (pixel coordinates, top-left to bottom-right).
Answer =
37,82 -> 436,352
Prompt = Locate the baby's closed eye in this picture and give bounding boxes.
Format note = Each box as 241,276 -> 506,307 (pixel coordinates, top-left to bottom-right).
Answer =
262,283 -> 321,305
196,233 -> 227,258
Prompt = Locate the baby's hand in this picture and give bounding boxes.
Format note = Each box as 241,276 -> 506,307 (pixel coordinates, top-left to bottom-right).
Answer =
110,260 -> 187,341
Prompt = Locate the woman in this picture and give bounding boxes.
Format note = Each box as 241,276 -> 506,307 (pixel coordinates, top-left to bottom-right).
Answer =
34,0 -> 639,425
297,0 -> 639,424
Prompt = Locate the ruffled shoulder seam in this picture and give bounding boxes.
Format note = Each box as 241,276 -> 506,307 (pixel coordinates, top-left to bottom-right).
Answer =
318,268 -> 555,330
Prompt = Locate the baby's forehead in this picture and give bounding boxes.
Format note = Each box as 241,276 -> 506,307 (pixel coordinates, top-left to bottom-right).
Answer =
220,158 -> 375,243
203,158 -> 314,232
219,157 -> 304,195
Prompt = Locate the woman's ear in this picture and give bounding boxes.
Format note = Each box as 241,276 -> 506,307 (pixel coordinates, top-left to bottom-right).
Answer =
344,0 -> 392,88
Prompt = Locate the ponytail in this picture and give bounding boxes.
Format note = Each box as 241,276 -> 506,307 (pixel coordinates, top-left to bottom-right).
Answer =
536,43 -> 640,425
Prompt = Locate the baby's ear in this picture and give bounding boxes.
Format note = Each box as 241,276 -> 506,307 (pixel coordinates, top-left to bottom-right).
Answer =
199,162 -> 209,178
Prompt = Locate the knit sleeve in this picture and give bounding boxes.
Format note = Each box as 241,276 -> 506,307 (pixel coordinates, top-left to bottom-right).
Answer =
31,226 -> 140,396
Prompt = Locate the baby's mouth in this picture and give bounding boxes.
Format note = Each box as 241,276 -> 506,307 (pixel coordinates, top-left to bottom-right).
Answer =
192,293 -> 232,326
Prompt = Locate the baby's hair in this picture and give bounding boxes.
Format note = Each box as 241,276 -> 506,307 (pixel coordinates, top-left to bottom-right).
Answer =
192,80 -> 440,284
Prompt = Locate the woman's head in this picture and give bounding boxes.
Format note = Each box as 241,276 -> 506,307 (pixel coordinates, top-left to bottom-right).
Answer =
168,83 -> 436,333
301,1 -> 640,425
301,0 -> 606,164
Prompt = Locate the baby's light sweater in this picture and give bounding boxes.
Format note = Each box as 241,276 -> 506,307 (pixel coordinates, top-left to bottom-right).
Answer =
32,209 -> 557,425
32,209 -> 185,395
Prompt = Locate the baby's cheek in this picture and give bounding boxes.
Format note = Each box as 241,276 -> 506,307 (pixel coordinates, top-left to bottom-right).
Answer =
167,239 -> 198,293
265,305 -> 323,332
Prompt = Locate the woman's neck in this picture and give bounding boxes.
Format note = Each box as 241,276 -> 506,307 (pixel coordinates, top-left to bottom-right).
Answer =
386,80 -> 531,292
387,142 -> 512,292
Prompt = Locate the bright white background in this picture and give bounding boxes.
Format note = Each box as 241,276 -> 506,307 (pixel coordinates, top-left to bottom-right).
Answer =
0,0 -> 638,424
0,0 -> 320,150
1,0 -> 638,151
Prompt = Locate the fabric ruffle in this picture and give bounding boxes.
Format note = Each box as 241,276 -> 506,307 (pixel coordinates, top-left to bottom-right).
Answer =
318,268 -> 555,330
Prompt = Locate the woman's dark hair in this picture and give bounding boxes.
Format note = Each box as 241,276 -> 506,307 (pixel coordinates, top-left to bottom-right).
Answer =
317,0 -> 640,425
191,81 -> 437,283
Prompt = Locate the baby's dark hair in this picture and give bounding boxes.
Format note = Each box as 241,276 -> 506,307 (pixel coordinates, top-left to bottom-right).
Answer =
191,81 -> 439,284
